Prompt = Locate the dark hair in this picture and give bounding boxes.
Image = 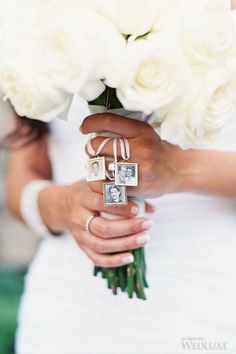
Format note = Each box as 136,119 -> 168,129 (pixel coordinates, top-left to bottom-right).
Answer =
92,161 -> 99,167
108,185 -> 120,193
2,116 -> 49,149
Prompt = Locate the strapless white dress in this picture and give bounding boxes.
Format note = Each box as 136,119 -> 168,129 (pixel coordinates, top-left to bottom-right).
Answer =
15,98 -> 236,354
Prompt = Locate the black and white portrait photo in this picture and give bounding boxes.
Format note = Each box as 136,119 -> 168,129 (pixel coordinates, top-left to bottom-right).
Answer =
86,157 -> 106,182
115,163 -> 138,186
103,183 -> 128,206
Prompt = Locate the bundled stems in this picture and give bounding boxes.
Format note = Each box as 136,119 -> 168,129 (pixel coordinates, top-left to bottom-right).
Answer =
93,247 -> 148,300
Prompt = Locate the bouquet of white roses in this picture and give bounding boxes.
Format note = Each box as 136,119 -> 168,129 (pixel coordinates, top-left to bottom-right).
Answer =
0,0 -> 236,299
0,0 -> 236,147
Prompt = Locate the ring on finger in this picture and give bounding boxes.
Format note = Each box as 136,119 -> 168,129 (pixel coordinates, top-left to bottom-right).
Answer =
85,215 -> 97,233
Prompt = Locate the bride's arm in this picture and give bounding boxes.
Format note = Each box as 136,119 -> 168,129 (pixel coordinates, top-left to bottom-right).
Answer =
6,132 -> 52,220
81,114 -> 236,199
232,0 -> 236,10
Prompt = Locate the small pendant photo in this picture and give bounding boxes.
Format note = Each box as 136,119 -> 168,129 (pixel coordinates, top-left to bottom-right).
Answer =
103,183 -> 128,206
115,162 -> 138,187
86,157 -> 106,182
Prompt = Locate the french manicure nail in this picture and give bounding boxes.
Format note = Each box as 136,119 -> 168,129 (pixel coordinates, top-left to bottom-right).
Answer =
142,220 -> 154,231
131,206 -> 139,215
136,234 -> 150,245
121,255 -> 134,265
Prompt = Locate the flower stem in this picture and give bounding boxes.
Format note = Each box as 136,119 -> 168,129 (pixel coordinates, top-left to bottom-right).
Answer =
93,246 -> 148,300
118,266 -> 127,292
127,262 -> 135,298
133,248 -> 147,300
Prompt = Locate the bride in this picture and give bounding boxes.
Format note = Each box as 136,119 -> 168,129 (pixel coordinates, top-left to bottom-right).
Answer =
6,99 -> 236,354
5,3 -> 236,354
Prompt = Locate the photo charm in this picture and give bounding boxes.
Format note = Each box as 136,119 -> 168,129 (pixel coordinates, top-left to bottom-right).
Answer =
103,183 -> 128,206
86,157 -> 106,182
115,162 -> 138,187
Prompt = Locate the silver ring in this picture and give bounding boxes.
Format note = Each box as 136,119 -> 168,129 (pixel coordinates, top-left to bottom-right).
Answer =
85,215 -> 96,233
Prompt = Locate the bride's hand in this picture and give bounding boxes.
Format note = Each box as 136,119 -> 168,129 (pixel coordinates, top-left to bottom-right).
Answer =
80,113 -> 200,198
38,180 -> 153,267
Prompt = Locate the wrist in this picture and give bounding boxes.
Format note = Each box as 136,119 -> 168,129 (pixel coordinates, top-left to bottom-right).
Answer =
182,150 -> 236,197
177,149 -> 221,194
38,184 -> 69,234
173,148 -> 208,194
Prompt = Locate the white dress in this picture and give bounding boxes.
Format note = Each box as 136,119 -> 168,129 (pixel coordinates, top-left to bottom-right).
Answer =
15,99 -> 236,354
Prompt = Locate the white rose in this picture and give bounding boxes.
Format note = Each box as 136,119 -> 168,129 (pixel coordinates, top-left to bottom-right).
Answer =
178,0 -> 235,68
36,20 -> 92,94
1,2 -> 114,95
86,0 -> 160,36
153,0 -> 184,32
36,5 -> 125,97
160,64 -> 236,148
110,33 -> 191,115
75,9 -> 126,91
230,9 -> 236,55
0,2 -> 125,120
80,81 -> 106,102
0,59 -> 72,122
0,0 -> 50,40
0,1 -> 92,95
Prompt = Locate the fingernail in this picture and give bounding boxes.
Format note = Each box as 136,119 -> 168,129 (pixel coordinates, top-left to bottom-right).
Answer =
136,234 -> 150,245
121,255 -> 134,265
142,220 -> 154,231
131,206 -> 139,215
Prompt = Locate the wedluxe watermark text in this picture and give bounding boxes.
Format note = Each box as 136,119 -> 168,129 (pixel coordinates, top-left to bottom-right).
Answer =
181,337 -> 228,352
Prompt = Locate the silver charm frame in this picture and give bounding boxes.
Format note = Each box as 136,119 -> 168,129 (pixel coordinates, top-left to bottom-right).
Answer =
114,162 -> 138,187
86,156 -> 106,182
103,183 -> 128,206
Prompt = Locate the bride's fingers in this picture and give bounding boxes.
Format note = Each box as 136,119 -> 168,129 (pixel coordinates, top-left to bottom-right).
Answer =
71,206 -> 153,238
80,113 -> 147,139
77,229 -> 150,255
70,207 -> 153,238
89,215 -> 152,238
82,190 -> 140,217
79,243 -> 135,268
85,136 -> 135,160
